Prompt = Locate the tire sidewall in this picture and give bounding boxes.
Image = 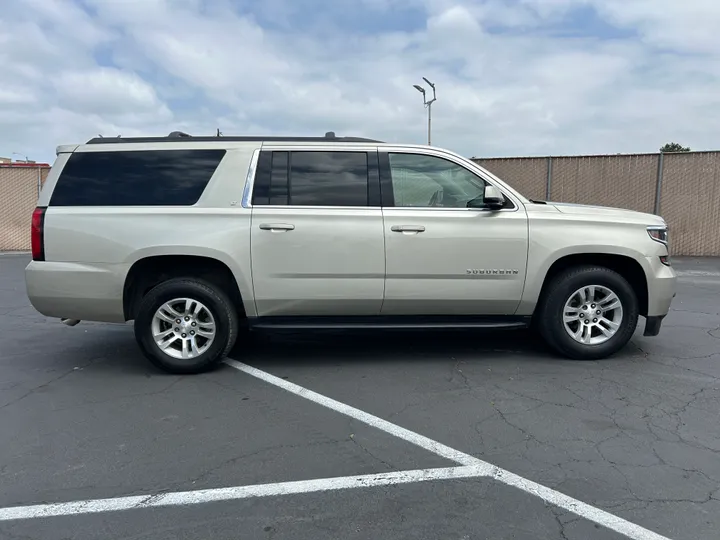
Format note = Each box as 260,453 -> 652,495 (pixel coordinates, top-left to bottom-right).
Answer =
135,279 -> 235,374
542,268 -> 638,359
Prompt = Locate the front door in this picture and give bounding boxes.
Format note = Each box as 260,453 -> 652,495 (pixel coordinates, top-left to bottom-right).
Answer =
250,148 -> 385,317
380,148 -> 529,316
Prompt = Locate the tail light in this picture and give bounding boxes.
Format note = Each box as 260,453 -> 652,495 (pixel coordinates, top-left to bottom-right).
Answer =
31,207 -> 46,261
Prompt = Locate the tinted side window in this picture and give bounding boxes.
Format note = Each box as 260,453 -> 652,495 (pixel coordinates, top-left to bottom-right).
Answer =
388,153 -> 486,208
290,152 -> 368,206
50,150 -> 225,206
252,151 -> 370,207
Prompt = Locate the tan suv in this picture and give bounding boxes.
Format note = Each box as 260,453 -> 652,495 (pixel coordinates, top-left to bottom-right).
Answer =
25,132 -> 676,373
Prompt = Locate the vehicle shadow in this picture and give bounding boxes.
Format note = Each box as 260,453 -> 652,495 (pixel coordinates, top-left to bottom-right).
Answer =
32,323 -> 636,377
231,326 -> 562,369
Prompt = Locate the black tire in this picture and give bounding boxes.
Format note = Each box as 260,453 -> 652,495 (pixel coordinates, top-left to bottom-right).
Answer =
134,278 -> 239,374
537,266 -> 638,360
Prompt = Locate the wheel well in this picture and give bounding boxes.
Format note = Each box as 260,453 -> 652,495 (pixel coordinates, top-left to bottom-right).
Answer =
123,255 -> 245,321
540,254 -> 649,316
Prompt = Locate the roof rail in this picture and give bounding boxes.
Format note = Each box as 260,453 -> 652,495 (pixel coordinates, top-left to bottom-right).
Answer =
85,131 -> 384,144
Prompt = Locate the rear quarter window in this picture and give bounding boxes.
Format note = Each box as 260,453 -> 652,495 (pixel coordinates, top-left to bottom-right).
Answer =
49,149 -> 226,206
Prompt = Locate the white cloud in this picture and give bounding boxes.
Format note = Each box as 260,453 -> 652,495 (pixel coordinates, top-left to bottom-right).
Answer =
53,68 -> 171,118
0,0 -> 172,162
2,0 -> 720,164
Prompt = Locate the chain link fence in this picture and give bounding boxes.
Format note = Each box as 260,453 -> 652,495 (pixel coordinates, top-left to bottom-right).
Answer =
475,151 -> 720,256
659,152 -> 720,256
474,157 -> 547,201
0,165 -> 49,251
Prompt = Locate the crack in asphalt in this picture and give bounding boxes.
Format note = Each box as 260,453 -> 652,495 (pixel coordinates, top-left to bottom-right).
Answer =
176,439 -> 347,488
0,358 -> 105,411
0,527 -> 44,540
47,377 -> 185,413
550,508 -> 575,540
348,434 -> 396,471
449,358 -> 472,393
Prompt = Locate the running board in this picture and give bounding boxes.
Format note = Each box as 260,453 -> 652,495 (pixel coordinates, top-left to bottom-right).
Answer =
248,316 -> 530,331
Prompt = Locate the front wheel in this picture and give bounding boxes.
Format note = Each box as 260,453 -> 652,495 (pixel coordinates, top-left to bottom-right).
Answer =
537,266 -> 639,360
134,278 -> 239,374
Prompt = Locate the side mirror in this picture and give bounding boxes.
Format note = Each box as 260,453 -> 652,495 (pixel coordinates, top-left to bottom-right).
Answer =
483,185 -> 505,210
467,185 -> 505,210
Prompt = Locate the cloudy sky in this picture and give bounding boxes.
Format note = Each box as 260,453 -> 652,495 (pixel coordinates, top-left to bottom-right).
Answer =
1,0 -> 719,163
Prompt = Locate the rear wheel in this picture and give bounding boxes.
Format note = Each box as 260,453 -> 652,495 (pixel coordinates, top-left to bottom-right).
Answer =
537,266 -> 638,360
134,278 -> 238,374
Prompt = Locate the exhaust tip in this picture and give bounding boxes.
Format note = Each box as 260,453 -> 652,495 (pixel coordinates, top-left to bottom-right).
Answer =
61,318 -> 81,327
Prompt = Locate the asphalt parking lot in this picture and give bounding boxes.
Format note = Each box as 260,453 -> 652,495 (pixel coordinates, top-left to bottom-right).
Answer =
1,254 -> 719,540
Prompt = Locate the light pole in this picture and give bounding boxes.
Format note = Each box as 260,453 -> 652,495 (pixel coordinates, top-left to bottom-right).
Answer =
413,77 -> 437,145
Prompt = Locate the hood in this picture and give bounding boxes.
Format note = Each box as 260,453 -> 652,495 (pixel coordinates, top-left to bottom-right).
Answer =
548,202 -> 666,226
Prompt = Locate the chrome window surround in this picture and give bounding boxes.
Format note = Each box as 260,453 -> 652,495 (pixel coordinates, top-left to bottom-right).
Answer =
241,145 -> 523,213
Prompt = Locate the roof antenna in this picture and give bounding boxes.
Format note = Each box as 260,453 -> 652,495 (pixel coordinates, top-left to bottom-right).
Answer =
216,128 -> 223,137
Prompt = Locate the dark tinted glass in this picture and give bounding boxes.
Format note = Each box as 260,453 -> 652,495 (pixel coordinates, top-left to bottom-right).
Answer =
270,151 -> 289,205
251,151 -> 272,205
289,152 -> 368,206
50,150 -> 226,206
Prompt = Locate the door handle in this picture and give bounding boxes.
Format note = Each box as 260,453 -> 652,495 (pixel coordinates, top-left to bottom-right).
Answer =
391,225 -> 425,233
259,223 -> 295,231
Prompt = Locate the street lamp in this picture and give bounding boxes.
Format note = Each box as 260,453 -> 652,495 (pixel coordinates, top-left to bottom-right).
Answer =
413,77 -> 437,145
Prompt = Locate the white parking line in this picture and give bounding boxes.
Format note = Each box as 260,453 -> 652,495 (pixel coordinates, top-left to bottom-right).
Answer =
675,269 -> 720,284
225,360 -> 673,540
0,466 -> 483,522
0,361 -> 674,540
677,277 -> 720,285
675,269 -> 720,277
225,360 -> 481,466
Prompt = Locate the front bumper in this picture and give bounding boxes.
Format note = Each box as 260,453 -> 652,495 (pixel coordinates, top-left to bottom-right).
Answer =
645,256 -> 677,318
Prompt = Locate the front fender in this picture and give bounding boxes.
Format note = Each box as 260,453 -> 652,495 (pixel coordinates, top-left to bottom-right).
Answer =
517,243 -> 651,315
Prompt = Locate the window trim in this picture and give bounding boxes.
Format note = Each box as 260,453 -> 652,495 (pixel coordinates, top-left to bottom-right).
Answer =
378,148 -> 519,212
241,148 -> 261,208
246,146 -> 381,209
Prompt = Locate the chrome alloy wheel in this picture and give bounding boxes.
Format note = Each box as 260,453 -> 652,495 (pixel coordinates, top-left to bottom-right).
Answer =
151,298 -> 216,359
562,285 -> 623,345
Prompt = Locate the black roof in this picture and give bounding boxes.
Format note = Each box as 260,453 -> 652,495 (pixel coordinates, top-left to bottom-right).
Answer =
86,131 -> 384,144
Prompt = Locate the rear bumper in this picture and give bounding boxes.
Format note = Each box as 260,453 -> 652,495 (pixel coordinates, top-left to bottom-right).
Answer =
25,260 -> 126,323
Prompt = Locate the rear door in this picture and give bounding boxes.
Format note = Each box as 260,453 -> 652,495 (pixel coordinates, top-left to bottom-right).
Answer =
380,148 -> 529,315
249,147 -> 385,317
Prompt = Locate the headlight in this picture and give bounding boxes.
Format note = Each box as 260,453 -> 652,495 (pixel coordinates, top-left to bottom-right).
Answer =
647,226 -> 668,245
